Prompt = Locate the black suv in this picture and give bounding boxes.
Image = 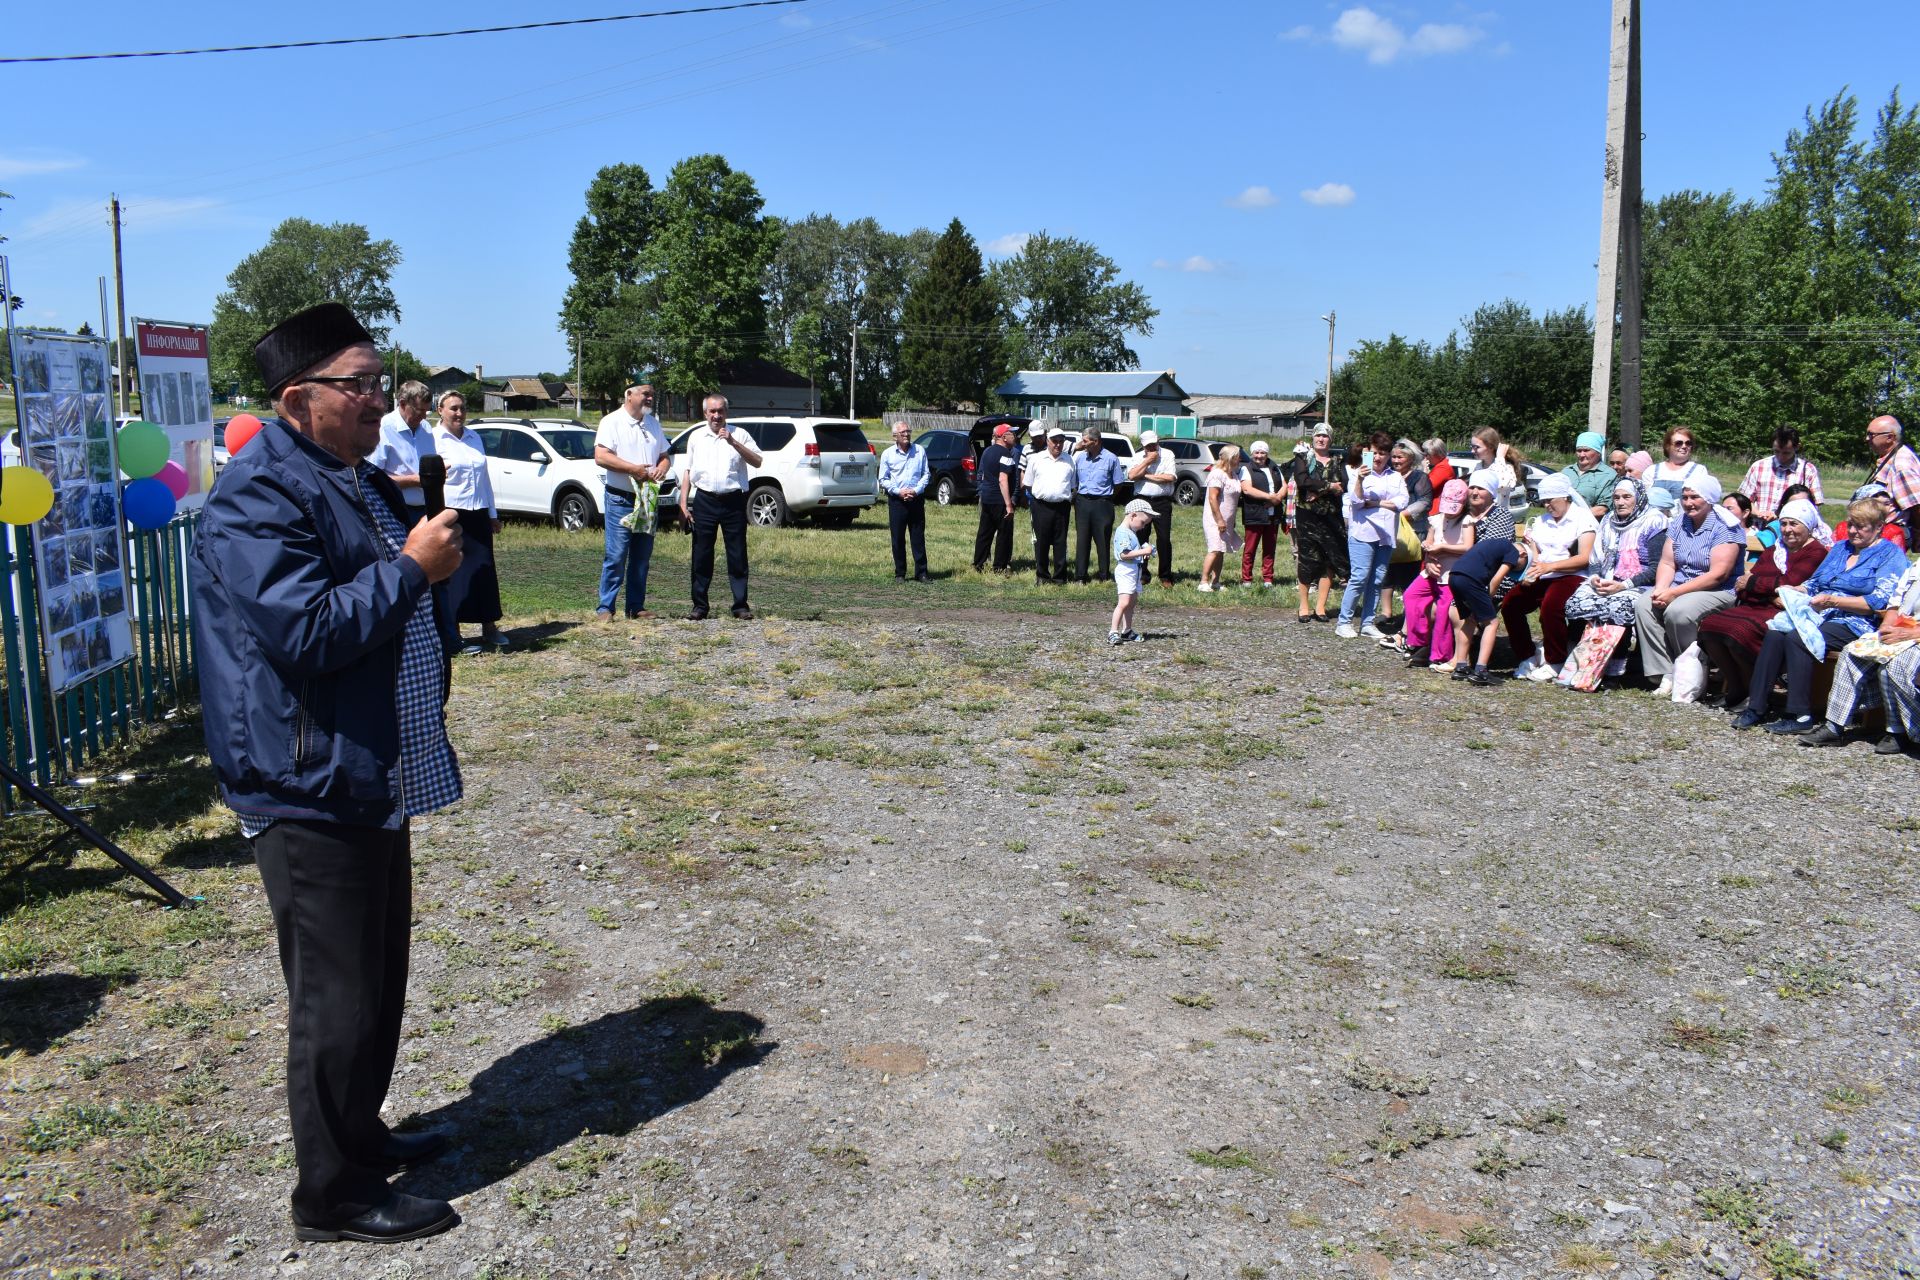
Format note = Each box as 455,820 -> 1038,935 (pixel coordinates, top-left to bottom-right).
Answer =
915,429 -> 980,505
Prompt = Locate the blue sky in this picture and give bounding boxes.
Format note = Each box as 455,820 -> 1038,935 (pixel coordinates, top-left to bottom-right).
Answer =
2,1 -> 1912,396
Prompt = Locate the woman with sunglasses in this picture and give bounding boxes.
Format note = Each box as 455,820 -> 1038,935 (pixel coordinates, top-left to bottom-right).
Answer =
1645,427 -> 1708,506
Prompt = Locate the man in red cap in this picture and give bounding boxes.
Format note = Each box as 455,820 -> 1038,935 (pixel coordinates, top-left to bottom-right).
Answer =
973,422 -> 1021,572
1865,414 -> 1920,540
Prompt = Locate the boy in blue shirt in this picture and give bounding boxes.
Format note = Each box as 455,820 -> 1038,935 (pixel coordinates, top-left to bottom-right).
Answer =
1446,536 -> 1529,686
1109,499 -> 1157,645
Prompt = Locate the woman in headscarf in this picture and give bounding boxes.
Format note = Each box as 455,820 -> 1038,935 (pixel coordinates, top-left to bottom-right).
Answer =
1733,498 -> 1909,733
1500,474 -> 1598,681
1630,472 -> 1745,696
1694,497 -> 1829,710
1564,475 -> 1668,628
1799,557 -> 1920,754
1850,482 -> 1908,550
1291,425 -> 1347,623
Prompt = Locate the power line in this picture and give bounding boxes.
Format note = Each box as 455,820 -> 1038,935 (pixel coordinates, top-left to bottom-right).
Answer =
0,0 -> 814,64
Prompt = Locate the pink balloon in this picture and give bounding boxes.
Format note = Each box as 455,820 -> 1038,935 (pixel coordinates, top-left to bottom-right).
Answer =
155,459 -> 190,501
224,413 -> 264,455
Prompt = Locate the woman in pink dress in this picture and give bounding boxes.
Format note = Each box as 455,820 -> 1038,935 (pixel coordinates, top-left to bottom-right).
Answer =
1198,445 -> 1244,592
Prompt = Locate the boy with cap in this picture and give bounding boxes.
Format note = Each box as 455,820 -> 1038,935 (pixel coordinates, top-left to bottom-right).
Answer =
1446,531 -> 1530,686
1109,498 -> 1157,645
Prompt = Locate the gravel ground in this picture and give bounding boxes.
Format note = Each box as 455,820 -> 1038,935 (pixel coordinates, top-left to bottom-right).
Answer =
7,601 -> 1918,1279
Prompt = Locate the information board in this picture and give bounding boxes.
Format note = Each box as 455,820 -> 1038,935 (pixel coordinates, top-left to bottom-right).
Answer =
133,318 -> 216,511
8,330 -> 135,694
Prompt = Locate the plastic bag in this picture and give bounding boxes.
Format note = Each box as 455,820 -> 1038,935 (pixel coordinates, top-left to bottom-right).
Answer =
1560,622 -> 1625,692
620,480 -> 660,536
1391,515 -> 1423,564
1671,641 -> 1707,703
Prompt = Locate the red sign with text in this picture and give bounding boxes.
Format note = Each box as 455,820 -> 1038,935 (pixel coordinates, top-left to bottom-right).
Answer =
136,323 -> 208,360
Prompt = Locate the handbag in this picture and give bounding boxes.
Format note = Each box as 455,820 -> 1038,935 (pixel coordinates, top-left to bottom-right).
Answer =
1559,622 -> 1625,692
1391,515 -> 1423,565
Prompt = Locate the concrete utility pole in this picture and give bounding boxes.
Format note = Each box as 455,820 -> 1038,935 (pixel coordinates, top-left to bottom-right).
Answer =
1320,311 -> 1336,432
109,195 -> 130,416
1617,0 -> 1644,449
1587,0 -> 1642,445
848,323 -> 858,421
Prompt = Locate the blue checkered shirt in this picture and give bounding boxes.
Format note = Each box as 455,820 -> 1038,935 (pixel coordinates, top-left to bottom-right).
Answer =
239,467 -> 462,836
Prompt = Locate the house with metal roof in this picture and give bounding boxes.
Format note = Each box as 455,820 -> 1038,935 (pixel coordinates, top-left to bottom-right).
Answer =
995,370 -> 1188,436
1184,393 -> 1320,439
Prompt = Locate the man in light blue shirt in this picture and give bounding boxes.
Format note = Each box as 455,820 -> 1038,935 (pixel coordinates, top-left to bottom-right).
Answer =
1071,427 -> 1127,582
878,420 -> 931,581
367,380 -> 438,507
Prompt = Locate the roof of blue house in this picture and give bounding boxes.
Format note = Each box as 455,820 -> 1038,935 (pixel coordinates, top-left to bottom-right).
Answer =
996,370 -> 1187,399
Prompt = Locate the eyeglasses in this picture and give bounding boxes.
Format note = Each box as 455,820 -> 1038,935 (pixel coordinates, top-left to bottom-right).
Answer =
1671,439 -> 1694,449
1868,431 -> 1897,441
291,373 -> 386,397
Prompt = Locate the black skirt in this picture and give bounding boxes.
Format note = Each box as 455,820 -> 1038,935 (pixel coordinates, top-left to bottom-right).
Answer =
448,508 -> 501,624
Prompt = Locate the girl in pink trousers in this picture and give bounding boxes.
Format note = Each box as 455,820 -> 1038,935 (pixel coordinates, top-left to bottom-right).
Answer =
1403,478 -> 1474,669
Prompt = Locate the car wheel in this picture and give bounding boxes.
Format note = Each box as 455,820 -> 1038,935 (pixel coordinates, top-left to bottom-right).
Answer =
553,488 -> 596,531
1174,478 -> 1201,506
934,475 -> 957,505
747,485 -> 788,527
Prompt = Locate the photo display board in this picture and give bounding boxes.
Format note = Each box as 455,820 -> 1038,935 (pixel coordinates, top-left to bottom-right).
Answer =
8,330 -> 135,693
133,319 -> 216,511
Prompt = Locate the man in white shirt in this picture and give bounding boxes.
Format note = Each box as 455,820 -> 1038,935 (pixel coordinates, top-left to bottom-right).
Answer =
367,380 -> 437,507
1023,427 -> 1076,582
677,393 -> 763,620
1127,429 -> 1178,587
593,383 -> 671,618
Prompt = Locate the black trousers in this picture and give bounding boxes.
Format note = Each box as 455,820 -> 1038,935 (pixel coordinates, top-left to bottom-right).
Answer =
1145,495 -> 1175,583
1747,618 -> 1858,717
690,489 -> 749,611
253,820 -> 411,1225
887,494 -> 928,577
974,503 -> 1013,571
1074,495 -> 1116,582
1031,498 -> 1071,580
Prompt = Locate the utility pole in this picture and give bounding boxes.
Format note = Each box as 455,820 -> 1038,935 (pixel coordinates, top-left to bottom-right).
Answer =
109,195 -> 130,416
1617,0 -> 1644,449
574,336 -> 582,416
1586,0 -> 1640,444
1320,311 -> 1336,432
848,323 -> 858,421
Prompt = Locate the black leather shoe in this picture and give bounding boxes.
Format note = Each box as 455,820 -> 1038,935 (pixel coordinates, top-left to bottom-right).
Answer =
294,1191 -> 459,1244
685,609 -> 709,622
378,1129 -> 449,1172
1799,723 -> 1845,748
732,605 -> 755,620
1874,732 -> 1908,755
914,572 -> 930,582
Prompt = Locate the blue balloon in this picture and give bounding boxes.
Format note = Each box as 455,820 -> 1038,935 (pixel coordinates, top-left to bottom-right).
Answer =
122,477 -> 177,530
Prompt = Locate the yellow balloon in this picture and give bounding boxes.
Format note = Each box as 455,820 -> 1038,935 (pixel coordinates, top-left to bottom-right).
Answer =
0,466 -> 54,526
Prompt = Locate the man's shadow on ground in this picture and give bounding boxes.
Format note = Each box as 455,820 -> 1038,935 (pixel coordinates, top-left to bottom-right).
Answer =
394,997 -> 772,1201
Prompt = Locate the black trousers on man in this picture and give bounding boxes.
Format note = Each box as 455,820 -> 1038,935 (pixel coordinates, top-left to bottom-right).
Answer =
253,820 -> 411,1225
1074,494 -> 1116,582
1031,498 -> 1071,581
974,503 -> 1014,571
690,489 -> 750,612
887,493 -> 928,578
1145,495 -> 1175,584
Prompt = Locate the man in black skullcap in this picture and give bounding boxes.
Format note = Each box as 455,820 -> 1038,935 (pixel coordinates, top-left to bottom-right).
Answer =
192,302 -> 466,1243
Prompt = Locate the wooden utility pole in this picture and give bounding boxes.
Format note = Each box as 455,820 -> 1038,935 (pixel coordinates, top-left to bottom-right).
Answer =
1587,0 -> 1642,445
109,195 -> 130,416
848,322 -> 858,420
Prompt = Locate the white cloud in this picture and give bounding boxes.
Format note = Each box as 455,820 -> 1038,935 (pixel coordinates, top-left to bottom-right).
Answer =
1300,182 -> 1357,207
1325,6 -> 1484,64
1278,23 -> 1314,41
1226,185 -> 1278,210
1152,256 -> 1221,273
985,232 -> 1030,257
23,195 -> 225,238
0,153 -> 85,181
778,12 -> 812,27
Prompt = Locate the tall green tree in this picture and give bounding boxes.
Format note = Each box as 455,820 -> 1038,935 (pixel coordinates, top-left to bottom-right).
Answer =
557,162 -> 657,405
643,155 -> 779,403
209,218 -> 401,400
989,232 -> 1157,371
897,218 -> 1003,410
1461,300 -> 1593,442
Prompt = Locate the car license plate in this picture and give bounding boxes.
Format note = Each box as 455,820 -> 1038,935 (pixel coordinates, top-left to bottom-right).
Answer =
836,464 -> 866,479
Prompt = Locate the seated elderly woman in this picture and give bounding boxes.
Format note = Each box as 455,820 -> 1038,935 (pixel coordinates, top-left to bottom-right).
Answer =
1798,558 -> 1920,754
1731,498 -> 1910,734
1500,474 -> 1597,681
1851,482 -> 1908,550
1695,497 -> 1829,710
1565,476 -> 1669,628
1631,473 -> 1746,696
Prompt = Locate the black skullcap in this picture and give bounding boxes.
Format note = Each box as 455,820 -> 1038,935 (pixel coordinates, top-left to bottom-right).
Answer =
252,302 -> 375,395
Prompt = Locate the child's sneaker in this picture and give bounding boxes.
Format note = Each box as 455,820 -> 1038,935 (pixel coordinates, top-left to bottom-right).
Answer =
1107,630 -> 1124,647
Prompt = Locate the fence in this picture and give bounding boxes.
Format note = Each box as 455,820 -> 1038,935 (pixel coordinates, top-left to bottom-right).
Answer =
0,514 -> 198,814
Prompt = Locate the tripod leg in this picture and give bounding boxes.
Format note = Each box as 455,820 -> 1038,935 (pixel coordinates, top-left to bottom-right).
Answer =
0,760 -> 190,908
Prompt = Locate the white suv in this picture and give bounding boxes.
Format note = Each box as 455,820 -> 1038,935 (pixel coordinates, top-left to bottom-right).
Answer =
667,417 -> 877,527
468,417 -> 611,530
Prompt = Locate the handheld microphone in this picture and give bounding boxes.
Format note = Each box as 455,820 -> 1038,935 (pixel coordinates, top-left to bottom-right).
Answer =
418,455 -> 447,517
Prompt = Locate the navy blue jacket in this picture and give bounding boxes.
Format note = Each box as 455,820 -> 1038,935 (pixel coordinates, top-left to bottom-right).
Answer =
191,418 -> 451,829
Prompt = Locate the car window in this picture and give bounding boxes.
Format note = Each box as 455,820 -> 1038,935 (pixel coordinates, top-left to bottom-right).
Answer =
489,429 -> 541,462
1165,440 -> 1199,460
812,424 -> 869,455
472,428 -> 503,455
743,421 -> 795,452
671,431 -> 691,455
1104,437 -> 1133,458
538,428 -> 596,461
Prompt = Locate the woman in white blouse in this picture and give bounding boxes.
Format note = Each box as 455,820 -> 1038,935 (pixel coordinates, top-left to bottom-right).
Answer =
432,391 -> 506,652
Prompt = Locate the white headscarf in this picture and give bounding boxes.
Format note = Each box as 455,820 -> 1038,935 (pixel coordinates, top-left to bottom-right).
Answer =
1775,497 -> 1831,568
1682,472 -> 1745,532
